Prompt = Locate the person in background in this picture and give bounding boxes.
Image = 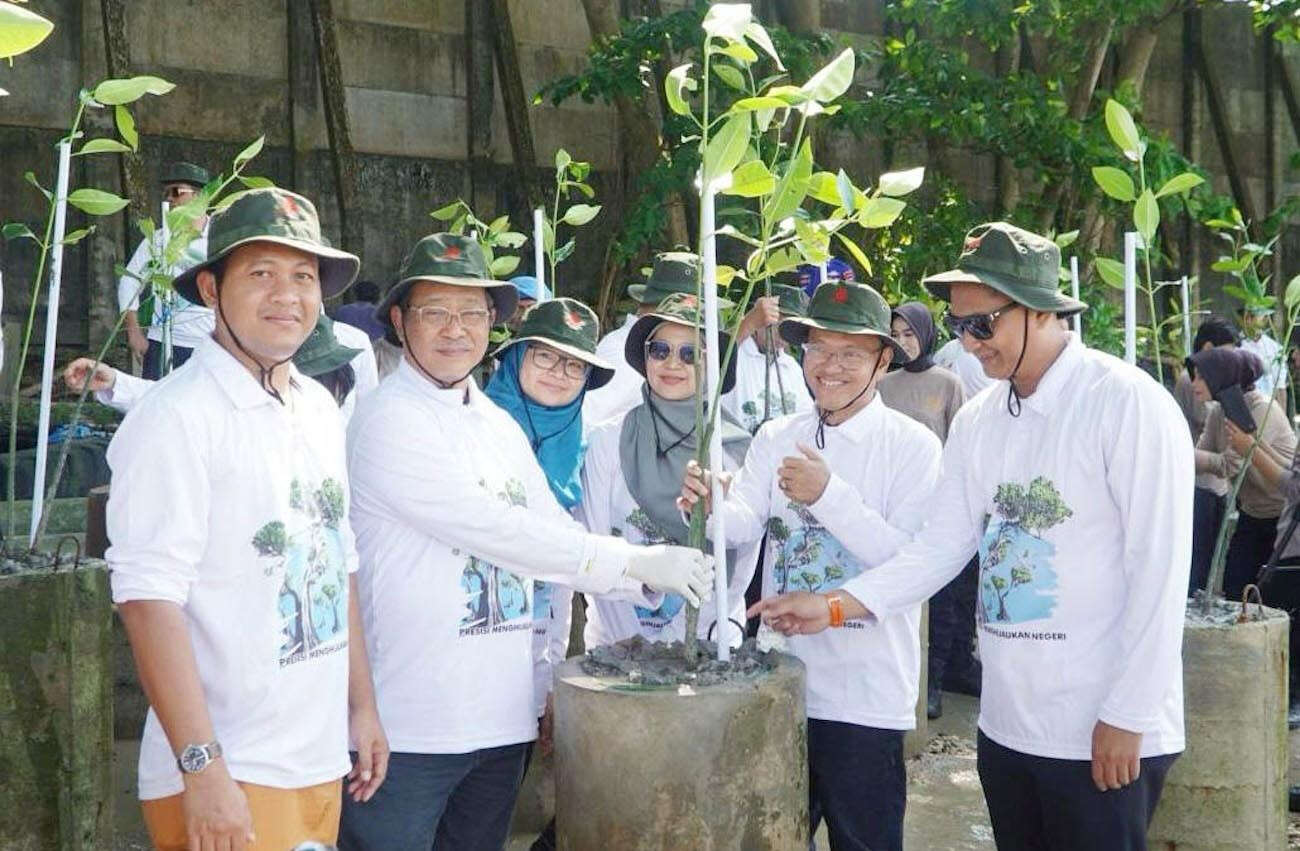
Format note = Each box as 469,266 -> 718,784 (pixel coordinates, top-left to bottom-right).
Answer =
333,280 -> 386,342
1190,346 -> 1296,598
1241,305 -> 1288,409
795,256 -> 855,298
878,300 -> 976,719
118,162 -> 214,379
1173,317 -> 1239,443
506,275 -> 552,330
933,334 -> 995,399
722,283 -> 814,434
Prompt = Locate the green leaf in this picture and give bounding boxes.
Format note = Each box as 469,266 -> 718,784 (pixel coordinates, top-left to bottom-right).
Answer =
554,237 -> 576,264
554,148 -> 571,173
1104,99 -> 1142,162
2,222 -> 37,242
701,3 -> 752,42
665,63 -> 696,118
1155,172 -> 1205,199
715,224 -> 761,247
743,22 -> 784,70
60,226 -> 95,245
877,166 -> 925,197
836,169 -> 855,212
430,201 -> 464,221
754,107 -> 777,134
1094,257 -> 1126,289
1285,274 -> 1300,310
239,175 -> 275,189
1211,257 -> 1251,273
806,172 -> 843,206
1091,166 -> 1136,202
1203,217 -> 1240,231
713,41 -> 757,64
762,138 -> 813,223
487,215 -> 510,235
234,135 -> 265,168
722,160 -> 775,197
92,75 -> 175,105
496,231 -> 528,249
800,48 -> 855,103
835,231 -> 872,276
115,104 -> 138,151
794,219 -> 830,263
715,265 -> 739,287
712,62 -> 746,90
490,255 -> 521,277
1134,188 -> 1159,244
729,96 -> 789,113
1054,230 -> 1080,250
212,188 -> 259,213
0,1 -> 54,60
66,188 -> 130,216
561,204 -> 601,226
24,170 -> 51,202
857,196 -> 906,229
75,138 -> 133,156
541,219 -> 555,253
702,112 -> 751,183
764,247 -> 801,277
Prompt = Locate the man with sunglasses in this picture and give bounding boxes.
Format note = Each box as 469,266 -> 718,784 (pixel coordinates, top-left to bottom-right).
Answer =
339,234 -> 715,849
680,281 -> 942,851
116,162 -> 215,378
750,222 -> 1194,851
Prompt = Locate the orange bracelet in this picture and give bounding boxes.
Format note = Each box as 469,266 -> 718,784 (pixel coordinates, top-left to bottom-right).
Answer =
825,593 -> 845,628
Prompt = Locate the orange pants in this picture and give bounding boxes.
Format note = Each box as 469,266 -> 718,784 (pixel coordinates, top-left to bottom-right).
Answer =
141,778 -> 341,851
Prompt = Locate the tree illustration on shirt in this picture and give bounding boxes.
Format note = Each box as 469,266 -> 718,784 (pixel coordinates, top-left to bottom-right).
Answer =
620,508 -> 687,624
978,476 -> 1073,624
460,477 -> 531,631
768,502 -> 859,593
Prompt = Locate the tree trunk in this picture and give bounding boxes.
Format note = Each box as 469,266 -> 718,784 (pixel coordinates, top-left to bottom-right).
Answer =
308,0 -> 363,256
1116,23 -> 1160,97
774,0 -> 819,33
466,0 -> 497,215
995,31 -> 1022,217
490,0 -> 542,209
287,0 -> 324,193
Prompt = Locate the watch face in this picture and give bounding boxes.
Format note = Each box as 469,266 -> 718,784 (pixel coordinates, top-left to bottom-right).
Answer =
179,744 -> 209,774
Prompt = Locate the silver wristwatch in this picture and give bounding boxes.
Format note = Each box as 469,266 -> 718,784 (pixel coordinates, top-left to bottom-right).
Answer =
177,740 -> 223,774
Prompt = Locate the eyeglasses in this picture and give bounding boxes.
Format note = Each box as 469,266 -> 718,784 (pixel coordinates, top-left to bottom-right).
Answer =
530,346 -> 590,381
164,185 -> 198,201
645,339 -> 699,366
943,302 -> 1019,341
800,342 -> 881,368
405,305 -> 493,330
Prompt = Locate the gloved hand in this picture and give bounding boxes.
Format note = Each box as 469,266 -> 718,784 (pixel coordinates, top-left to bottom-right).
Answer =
626,545 -> 715,607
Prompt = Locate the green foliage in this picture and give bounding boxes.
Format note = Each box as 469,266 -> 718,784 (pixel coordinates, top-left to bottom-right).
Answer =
0,1 -> 53,65
429,200 -> 527,278
252,521 -> 287,558
542,149 -> 602,296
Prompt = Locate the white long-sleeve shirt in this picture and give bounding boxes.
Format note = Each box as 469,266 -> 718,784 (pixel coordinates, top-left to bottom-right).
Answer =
117,227 -> 214,349
1242,332 -> 1288,399
582,314 -> 643,431
934,337 -> 994,398
346,359 -> 655,754
721,336 -> 813,433
715,397 -> 942,729
842,334 -> 1193,759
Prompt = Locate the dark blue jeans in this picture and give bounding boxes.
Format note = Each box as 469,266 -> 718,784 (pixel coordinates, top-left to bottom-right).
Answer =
977,730 -> 1178,851
338,744 -> 529,851
808,720 -> 906,851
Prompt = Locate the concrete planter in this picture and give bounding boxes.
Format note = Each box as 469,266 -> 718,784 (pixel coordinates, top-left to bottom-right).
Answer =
553,652 -> 808,850
1147,602 -> 1289,851
0,558 -> 114,851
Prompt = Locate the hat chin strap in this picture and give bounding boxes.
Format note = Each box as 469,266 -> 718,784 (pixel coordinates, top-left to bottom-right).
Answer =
1005,309 -> 1030,418
214,280 -> 294,405
812,348 -> 886,450
399,329 -> 478,396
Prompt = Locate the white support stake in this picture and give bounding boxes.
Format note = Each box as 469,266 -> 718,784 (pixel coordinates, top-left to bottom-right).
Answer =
533,208 -> 547,300
700,186 -> 730,663
1123,232 -> 1137,366
1181,275 -> 1192,358
160,200 -> 174,375
1069,256 -> 1082,336
29,140 -> 73,546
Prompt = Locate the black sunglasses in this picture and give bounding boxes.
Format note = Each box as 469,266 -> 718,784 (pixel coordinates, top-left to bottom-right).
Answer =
943,302 -> 1019,341
645,339 -> 699,366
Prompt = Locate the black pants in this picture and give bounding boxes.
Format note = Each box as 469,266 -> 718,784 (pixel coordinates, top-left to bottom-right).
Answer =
142,339 -> 194,380
929,556 -> 979,689
1189,487 -> 1225,595
1259,559 -> 1300,698
977,731 -> 1178,851
808,720 -> 905,851
1224,508 -> 1280,599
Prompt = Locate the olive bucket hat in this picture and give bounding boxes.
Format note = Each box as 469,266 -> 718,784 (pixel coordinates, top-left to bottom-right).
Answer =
923,221 -> 1087,316
172,187 -> 360,305
375,233 -> 520,346
771,283 -> 810,317
625,292 -> 737,393
779,281 -> 908,363
161,161 -> 211,189
293,313 -> 362,377
626,251 -> 734,308
494,297 -> 616,390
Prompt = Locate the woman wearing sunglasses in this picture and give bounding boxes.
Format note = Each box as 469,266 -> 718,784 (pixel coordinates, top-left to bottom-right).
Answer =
580,292 -> 756,649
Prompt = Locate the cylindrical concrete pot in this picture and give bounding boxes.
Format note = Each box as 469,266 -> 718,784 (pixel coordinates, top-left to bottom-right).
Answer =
1147,601 -> 1289,851
554,652 -> 808,850
0,558 -> 114,851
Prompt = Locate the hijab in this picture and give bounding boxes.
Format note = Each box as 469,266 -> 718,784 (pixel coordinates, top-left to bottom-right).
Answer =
895,302 -> 936,373
1188,347 -> 1263,397
484,344 -> 586,510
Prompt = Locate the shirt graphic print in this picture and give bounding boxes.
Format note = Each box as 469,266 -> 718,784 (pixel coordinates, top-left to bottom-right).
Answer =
977,476 -> 1073,625
460,478 -> 533,635
768,502 -> 865,593
618,508 -> 686,628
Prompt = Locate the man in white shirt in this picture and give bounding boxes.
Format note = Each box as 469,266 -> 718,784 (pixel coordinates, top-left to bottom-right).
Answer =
338,233 -> 714,850
108,187 -> 388,850
117,162 -> 216,378
751,223 -> 1193,851
722,283 -> 814,433
1241,305 -> 1288,407
934,335 -> 995,398
681,281 -> 942,851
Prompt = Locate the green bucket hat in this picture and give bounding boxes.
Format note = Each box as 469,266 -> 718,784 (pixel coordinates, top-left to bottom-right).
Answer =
626,251 -> 734,309
779,281 -> 907,362
625,292 -> 737,393
772,283 -> 810,317
294,313 -> 362,377
375,233 -> 519,346
172,187 -> 360,305
161,161 -> 211,189
923,221 -> 1087,316
494,297 -> 616,390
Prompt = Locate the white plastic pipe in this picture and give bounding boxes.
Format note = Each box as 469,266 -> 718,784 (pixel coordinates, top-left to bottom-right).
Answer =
29,140 -> 72,546
160,200 -> 173,375
1069,256 -> 1081,336
533,207 -> 547,300
700,187 -> 730,662
1123,232 -> 1137,366
1181,275 -> 1192,358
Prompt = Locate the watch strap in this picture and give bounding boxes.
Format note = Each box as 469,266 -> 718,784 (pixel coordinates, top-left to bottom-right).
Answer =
825,593 -> 845,628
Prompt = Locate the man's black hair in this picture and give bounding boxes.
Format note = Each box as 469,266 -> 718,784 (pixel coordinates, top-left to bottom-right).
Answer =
352,280 -> 380,302
1192,316 -> 1239,351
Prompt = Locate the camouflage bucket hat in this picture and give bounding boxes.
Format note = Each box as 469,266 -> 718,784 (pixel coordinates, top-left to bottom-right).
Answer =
923,221 -> 1087,316
771,283 -> 810,317
495,297 -> 616,390
172,187 -> 359,305
161,162 -> 211,189
293,313 -> 362,377
779,281 -> 907,363
626,251 -> 734,308
625,292 -> 737,393
375,233 -> 519,346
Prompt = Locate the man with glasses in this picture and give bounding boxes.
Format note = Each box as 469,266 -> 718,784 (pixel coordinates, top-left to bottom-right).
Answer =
117,162 -> 214,378
680,281 -> 942,851
750,222 -> 1193,851
339,233 -> 715,849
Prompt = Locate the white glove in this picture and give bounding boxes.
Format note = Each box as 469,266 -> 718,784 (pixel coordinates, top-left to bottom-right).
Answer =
626,545 -> 715,607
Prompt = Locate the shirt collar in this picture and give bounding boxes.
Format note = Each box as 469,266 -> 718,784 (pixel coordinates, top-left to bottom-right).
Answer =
194,335 -> 303,410
739,336 -> 762,360
396,355 -> 481,408
622,313 -> 638,329
1018,332 -> 1085,415
819,392 -> 885,444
